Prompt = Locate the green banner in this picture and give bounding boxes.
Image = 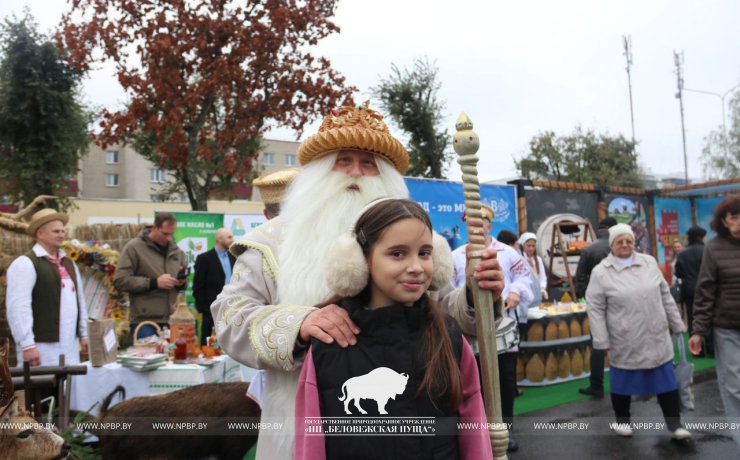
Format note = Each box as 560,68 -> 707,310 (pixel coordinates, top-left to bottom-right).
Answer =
163,211 -> 224,343
161,211 -> 225,307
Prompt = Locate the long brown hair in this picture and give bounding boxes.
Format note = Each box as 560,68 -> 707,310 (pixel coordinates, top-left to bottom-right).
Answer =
354,199 -> 463,412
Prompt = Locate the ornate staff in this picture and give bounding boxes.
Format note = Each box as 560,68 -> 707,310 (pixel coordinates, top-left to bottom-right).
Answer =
453,113 -> 509,459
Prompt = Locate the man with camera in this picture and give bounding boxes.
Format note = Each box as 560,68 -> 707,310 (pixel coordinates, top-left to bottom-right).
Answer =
114,212 -> 187,342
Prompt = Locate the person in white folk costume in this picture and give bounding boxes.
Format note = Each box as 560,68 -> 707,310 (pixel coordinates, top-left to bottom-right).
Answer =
6,209 -> 89,367
517,232 -> 548,304
450,204 -> 532,452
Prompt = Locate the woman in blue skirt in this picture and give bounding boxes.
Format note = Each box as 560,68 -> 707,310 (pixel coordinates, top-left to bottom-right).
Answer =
586,223 -> 691,442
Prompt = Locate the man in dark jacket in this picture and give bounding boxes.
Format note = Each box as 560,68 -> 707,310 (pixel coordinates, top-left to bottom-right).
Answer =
193,228 -> 235,345
114,212 -> 187,342
675,226 -> 710,355
576,217 -> 617,398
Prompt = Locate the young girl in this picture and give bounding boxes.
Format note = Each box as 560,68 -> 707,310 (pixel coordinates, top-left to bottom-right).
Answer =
294,199 -> 492,460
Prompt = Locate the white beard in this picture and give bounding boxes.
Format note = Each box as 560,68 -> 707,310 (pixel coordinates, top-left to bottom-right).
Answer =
277,153 -> 408,306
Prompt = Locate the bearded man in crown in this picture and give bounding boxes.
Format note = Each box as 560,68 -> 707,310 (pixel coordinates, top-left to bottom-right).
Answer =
211,103 -> 505,460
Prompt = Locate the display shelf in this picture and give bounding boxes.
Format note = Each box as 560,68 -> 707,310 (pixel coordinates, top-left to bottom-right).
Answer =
520,335 -> 591,348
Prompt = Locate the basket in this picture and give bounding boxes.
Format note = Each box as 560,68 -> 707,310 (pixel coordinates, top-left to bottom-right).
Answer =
131,321 -> 162,354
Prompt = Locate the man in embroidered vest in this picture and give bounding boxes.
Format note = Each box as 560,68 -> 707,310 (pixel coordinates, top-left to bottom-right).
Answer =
6,209 -> 88,367
211,103 -> 505,460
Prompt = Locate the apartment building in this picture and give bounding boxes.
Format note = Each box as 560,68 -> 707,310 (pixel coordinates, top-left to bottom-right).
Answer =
249,139 -> 301,202
78,139 -> 300,202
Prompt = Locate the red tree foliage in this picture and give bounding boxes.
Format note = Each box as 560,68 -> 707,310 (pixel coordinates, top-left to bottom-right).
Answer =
58,0 -> 355,209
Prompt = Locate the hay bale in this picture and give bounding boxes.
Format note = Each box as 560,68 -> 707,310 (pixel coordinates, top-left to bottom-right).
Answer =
527,322 -> 544,342
526,354 -> 545,383
559,350 -> 571,379
558,320 -> 570,339
545,321 -> 558,341
516,357 -> 524,382
571,349 -> 584,376
545,352 -> 558,381
570,318 -> 582,337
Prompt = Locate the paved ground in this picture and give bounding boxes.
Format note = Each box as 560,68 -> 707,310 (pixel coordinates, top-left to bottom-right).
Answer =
510,368 -> 739,459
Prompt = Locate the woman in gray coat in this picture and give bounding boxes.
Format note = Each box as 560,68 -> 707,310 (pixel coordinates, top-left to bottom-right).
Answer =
586,224 -> 690,442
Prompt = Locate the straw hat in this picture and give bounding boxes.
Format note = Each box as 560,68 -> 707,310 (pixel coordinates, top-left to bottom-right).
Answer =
253,168 -> 300,204
297,102 -> 409,175
27,208 -> 68,237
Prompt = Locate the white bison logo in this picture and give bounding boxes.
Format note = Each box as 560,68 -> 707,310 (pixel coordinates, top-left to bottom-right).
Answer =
338,367 -> 409,415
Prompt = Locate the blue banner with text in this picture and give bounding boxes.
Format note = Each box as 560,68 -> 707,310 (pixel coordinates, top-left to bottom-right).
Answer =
405,178 -> 518,251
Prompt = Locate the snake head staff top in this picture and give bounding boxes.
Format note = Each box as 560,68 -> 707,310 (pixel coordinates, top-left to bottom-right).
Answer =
452,112 -> 480,155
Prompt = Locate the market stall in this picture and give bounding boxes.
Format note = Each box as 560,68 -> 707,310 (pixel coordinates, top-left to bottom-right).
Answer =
518,302 -> 608,387
509,177 -> 740,289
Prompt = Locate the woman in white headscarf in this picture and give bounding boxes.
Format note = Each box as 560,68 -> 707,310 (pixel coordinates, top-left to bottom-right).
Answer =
517,232 -> 548,305
586,224 -> 690,442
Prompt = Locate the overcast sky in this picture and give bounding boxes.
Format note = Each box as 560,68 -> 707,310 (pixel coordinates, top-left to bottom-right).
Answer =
4,0 -> 740,183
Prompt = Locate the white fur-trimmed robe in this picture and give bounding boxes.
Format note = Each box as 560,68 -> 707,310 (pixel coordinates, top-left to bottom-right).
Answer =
211,217 -> 489,460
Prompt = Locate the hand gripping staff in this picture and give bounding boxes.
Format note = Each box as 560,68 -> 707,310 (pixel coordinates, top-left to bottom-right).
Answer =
453,113 -> 509,459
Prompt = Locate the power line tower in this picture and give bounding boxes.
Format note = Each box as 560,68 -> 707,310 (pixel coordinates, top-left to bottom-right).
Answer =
623,35 -> 636,145
674,50 -> 689,183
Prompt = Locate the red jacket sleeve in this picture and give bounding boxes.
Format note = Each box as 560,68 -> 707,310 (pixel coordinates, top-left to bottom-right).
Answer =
458,336 -> 494,460
294,346 -> 325,460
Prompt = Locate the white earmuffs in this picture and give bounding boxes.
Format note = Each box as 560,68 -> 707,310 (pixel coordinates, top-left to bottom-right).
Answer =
324,199 -> 453,298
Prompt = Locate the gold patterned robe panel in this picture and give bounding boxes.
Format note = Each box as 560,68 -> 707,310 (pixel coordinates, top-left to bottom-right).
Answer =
211,220 -> 314,371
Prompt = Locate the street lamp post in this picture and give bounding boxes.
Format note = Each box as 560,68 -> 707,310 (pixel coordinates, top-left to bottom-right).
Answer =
684,83 -> 740,154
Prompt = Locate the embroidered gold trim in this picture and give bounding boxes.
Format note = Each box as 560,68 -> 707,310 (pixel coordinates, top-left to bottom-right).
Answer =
219,292 -> 252,330
256,219 -> 285,244
230,240 -> 278,282
249,304 -> 317,371
231,261 -> 252,283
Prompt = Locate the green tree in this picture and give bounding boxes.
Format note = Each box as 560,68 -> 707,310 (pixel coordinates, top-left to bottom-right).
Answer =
372,57 -> 451,179
701,90 -> 740,180
0,11 -> 90,209
516,127 -> 644,188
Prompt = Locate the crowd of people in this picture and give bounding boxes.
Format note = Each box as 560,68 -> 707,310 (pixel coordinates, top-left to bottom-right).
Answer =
4,102 -> 739,459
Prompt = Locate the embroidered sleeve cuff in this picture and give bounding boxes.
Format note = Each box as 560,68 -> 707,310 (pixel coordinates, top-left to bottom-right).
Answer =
249,304 -> 318,371
21,343 -> 36,351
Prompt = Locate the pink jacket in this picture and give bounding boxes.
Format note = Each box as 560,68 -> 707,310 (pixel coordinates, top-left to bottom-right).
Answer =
294,335 -> 493,460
